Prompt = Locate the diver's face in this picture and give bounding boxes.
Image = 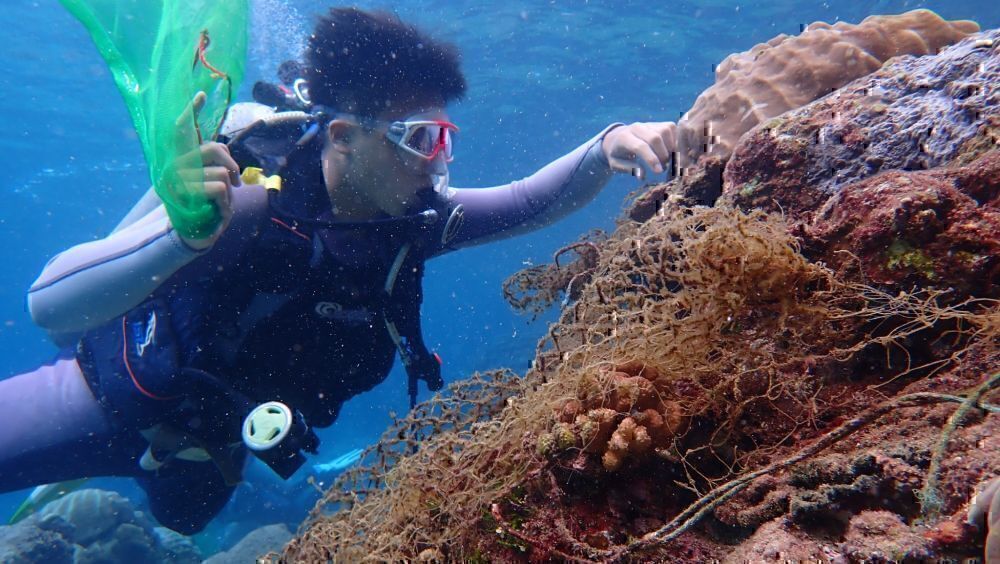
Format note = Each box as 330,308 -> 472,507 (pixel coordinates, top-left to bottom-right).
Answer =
343,104 -> 451,218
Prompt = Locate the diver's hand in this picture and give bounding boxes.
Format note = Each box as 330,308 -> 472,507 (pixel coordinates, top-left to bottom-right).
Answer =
178,142 -> 241,251
174,92 -> 241,251
601,121 -> 677,176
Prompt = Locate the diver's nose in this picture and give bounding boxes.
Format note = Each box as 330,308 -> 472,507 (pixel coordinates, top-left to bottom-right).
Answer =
427,152 -> 448,175
426,152 -> 449,193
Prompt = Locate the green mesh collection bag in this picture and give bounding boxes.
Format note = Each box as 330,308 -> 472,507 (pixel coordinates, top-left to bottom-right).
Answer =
60,0 -> 248,238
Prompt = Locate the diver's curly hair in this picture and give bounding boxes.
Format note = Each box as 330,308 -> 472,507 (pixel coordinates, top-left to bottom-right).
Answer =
305,8 -> 467,118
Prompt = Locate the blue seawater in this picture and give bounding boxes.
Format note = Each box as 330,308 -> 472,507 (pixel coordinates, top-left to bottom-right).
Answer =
0,0 -> 996,559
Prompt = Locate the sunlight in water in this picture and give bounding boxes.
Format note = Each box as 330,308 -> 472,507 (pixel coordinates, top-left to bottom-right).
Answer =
249,0 -> 307,76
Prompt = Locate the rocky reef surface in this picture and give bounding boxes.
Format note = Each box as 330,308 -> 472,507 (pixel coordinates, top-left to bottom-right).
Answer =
0,489 -> 201,564
674,9 -> 980,168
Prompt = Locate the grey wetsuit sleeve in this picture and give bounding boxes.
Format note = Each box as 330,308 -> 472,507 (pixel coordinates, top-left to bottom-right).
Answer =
439,123 -> 622,252
112,186 -> 163,233
27,205 -> 205,334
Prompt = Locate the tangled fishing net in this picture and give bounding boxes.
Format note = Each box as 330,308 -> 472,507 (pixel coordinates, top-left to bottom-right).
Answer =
274,197 -> 998,562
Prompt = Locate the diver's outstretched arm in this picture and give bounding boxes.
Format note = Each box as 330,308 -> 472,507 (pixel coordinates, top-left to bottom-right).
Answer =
439,121 -> 674,252
437,124 -> 621,251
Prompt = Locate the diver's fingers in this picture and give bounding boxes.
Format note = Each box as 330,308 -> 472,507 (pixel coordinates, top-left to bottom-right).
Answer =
179,179 -> 232,251
606,155 -> 637,175
621,136 -> 663,175
633,121 -> 677,165
202,180 -> 234,223
174,91 -> 208,146
177,166 -> 232,186
604,125 -> 662,175
632,123 -> 672,165
191,91 -> 207,119
203,166 -> 235,186
201,142 -> 241,185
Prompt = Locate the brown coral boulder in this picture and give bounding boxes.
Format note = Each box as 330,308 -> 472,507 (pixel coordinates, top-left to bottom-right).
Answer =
840,510 -> 933,561
677,9 -> 978,169
722,28 -> 1000,223
720,519 -> 838,564
802,150 -> 1000,299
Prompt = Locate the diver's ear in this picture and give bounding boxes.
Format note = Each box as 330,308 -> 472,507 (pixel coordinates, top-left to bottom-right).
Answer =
325,119 -> 354,155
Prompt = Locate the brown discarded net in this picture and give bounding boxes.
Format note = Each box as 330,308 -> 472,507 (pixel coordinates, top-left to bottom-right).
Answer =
501,230 -> 605,320
277,202 -> 998,562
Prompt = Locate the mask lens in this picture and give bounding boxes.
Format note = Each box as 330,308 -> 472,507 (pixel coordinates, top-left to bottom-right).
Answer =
404,125 -> 436,155
402,123 -> 455,160
406,125 -> 437,155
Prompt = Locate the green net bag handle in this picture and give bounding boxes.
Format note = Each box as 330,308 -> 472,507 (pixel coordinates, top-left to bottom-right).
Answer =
60,0 -> 248,239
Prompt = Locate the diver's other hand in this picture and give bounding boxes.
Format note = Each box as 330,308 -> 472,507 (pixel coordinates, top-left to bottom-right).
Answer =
178,141 -> 241,251
601,121 -> 677,176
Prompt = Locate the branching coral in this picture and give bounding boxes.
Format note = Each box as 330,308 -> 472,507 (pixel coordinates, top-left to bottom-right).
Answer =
537,362 -> 685,472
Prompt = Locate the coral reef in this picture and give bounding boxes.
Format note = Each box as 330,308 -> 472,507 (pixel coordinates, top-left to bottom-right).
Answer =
0,489 -> 201,564
723,28 -> 1000,222
676,9 -> 979,169
205,524 -> 292,564
274,16 -> 1000,564
278,196 -> 997,561
720,519 -> 835,563
0,514 -> 74,563
841,510 -> 933,561
802,150 -> 1000,301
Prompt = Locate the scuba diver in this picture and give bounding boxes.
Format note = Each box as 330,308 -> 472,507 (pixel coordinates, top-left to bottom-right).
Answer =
0,8 -> 676,534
